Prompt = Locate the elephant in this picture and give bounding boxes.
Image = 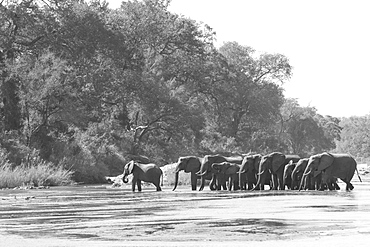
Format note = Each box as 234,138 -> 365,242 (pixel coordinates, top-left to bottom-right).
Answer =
291,158 -> 334,191
172,156 -> 208,191
253,152 -> 300,190
283,160 -> 296,189
197,154 -> 243,191
122,160 -> 163,192
211,162 -> 241,191
239,154 -> 261,190
291,158 -> 309,190
300,152 -> 361,191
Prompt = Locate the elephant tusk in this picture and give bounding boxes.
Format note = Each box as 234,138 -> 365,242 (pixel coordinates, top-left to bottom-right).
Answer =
256,170 -> 265,176
302,170 -> 311,177
197,170 -> 207,176
174,168 -> 181,173
298,175 -> 307,191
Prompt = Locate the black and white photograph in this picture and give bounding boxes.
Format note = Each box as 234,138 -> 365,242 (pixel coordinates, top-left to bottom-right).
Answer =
1,0 -> 370,246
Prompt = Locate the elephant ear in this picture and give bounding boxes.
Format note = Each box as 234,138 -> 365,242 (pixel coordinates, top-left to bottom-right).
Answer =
187,157 -> 201,173
253,155 -> 261,171
240,157 -> 248,173
315,153 -> 334,177
178,157 -> 190,172
271,152 -> 286,173
221,162 -> 231,173
128,160 -> 135,174
227,164 -> 240,174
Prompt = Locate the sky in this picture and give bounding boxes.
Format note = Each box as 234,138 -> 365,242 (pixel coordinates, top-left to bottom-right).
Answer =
106,0 -> 370,118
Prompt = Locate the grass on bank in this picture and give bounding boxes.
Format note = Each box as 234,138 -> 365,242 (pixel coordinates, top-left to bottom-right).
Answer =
0,158 -> 74,189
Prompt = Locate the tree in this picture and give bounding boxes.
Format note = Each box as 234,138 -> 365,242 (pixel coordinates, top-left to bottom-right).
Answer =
106,0 -> 215,160
196,42 -> 292,152
335,116 -> 370,161
278,98 -> 341,157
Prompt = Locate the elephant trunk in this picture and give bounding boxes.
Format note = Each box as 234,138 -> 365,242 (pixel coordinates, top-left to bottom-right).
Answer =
199,176 -> 205,191
252,169 -> 265,191
302,169 -> 312,177
298,175 -> 306,191
196,170 -> 207,176
172,171 -> 179,191
283,176 -> 287,189
299,169 -> 311,191
291,171 -> 298,190
122,175 -> 129,183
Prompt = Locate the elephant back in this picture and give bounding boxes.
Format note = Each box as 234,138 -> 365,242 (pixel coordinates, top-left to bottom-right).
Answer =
225,156 -> 243,164
284,155 -> 301,165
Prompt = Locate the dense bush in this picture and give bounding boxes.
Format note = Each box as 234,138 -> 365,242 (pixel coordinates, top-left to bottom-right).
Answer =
0,151 -> 73,189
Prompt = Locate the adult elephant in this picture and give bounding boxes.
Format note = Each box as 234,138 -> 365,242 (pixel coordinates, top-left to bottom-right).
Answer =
253,152 -> 300,190
283,160 -> 296,190
197,154 -> 243,191
291,158 -> 309,190
212,162 -> 241,191
122,160 -> 163,192
239,154 -> 261,190
300,152 -> 361,191
172,156 -> 205,191
291,158 -> 329,190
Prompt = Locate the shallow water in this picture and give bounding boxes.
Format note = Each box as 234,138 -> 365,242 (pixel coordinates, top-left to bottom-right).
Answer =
1,176 -> 369,246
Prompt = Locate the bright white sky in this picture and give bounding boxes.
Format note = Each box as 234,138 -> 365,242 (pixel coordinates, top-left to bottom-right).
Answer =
106,0 -> 370,117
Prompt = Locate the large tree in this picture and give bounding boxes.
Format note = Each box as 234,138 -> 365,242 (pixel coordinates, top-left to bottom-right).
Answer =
197,42 -> 292,152
278,98 -> 341,156
335,116 -> 370,160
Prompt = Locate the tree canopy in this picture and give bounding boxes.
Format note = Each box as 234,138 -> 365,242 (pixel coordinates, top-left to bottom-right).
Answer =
0,0 -> 365,182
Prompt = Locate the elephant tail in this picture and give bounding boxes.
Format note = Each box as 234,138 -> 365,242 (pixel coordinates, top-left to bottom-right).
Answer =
161,172 -> 164,187
355,167 -> 362,182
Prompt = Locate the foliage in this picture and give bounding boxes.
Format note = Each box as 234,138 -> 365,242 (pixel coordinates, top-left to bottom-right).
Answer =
334,116 -> 370,162
195,42 -> 290,153
1,0 -> 366,186
0,149 -> 73,189
277,98 -> 342,157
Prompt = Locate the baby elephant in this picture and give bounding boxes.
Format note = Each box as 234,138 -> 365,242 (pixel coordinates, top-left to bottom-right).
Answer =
211,162 -> 241,191
122,160 -> 163,192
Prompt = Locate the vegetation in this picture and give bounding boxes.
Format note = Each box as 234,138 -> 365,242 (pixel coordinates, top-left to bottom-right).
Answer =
0,0 -> 368,187
0,149 -> 73,188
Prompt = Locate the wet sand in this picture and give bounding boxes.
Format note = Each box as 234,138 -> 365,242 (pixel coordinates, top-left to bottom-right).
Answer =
0,175 -> 368,246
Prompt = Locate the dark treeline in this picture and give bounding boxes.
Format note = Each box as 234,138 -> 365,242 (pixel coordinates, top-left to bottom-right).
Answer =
0,0 -> 368,183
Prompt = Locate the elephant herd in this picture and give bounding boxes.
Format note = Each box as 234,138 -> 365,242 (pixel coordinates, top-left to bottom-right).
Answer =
121,152 -> 362,192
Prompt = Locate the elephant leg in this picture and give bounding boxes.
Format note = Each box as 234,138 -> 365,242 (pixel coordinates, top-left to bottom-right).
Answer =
318,180 -> 326,191
137,179 -> 142,192
247,182 -> 254,190
346,182 -> 354,191
218,182 -> 224,190
327,182 -> 335,191
228,177 -> 232,191
239,174 -> 246,190
155,180 -> 162,191
334,182 -> 340,190
220,175 -> 227,190
271,175 -> 278,190
222,183 -> 227,190
190,172 -> 198,191
209,174 -> 217,191
234,178 -> 240,190
278,177 -> 285,190
131,178 -> 137,192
